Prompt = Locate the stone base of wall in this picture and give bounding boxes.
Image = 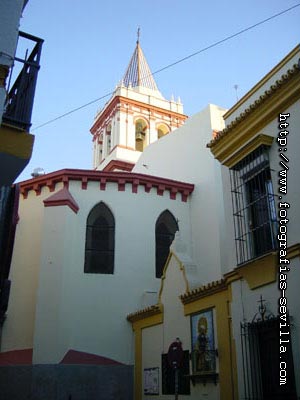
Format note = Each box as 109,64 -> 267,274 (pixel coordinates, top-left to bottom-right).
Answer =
0,364 -> 133,400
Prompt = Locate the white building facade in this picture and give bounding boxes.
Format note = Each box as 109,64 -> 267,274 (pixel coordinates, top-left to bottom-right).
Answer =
1,39 -> 226,375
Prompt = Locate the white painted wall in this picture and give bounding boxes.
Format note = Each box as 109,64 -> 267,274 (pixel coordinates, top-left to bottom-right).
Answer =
134,104 -> 227,284
8,179 -> 191,364
93,81 -> 185,169
96,146 -> 140,171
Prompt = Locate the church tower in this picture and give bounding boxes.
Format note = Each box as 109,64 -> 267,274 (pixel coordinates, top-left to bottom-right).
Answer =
90,34 -> 187,172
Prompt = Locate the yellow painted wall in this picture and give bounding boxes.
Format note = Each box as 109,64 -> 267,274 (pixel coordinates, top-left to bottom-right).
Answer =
130,253 -> 237,400
183,287 -> 238,400
1,184 -> 63,352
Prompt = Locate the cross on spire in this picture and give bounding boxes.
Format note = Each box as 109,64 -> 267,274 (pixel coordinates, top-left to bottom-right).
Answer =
122,30 -> 159,91
137,27 -> 140,44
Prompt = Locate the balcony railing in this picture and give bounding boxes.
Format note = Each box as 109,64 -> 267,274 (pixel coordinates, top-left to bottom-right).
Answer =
2,31 -> 43,131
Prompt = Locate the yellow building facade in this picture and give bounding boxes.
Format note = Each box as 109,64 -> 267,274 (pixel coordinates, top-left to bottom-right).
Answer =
128,45 -> 300,400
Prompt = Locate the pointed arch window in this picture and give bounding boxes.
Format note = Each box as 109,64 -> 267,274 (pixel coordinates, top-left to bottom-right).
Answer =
84,202 -> 115,274
155,210 -> 178,278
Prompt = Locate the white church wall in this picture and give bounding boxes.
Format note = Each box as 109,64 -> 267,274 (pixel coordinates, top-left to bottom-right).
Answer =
29,178 -> 192,364
33,205 -> 72,363
133,104 -> 227,284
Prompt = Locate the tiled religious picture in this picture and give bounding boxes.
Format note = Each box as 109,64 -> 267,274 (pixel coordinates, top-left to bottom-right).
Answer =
191,309 -> 216,374
144,367 -> 159,395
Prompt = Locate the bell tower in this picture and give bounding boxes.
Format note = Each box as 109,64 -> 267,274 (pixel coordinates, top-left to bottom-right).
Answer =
90,34 -> 187,172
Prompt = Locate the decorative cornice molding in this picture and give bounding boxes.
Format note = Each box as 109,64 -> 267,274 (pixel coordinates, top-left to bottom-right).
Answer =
223,44 -> 300,120
222,134 -> 274,168
91,95 -> 187,135
127,244 -> 300,324
287,243 -> 300,259
43,186 -> 79,214
127,304 -> 163,323
180,279 -> 227,305
20,168 -> 194,202
103,160 -> 135,172
234,251 -> 277,289
180,243 -> 300,305
207,63 -> 300,160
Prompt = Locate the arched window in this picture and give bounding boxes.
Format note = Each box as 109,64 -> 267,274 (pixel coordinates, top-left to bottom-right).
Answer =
106,123 -> 112,155
135,118 -> 147,152
84,202 -> 115,274
155,210 -> 178,278
157,123 -> 169,139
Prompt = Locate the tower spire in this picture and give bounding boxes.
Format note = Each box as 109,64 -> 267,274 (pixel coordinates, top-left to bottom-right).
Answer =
136,27 -> 141,86
122,32 -> 159,92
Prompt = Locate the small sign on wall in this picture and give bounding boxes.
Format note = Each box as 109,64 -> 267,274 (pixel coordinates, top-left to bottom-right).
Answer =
144,367 -> 159,395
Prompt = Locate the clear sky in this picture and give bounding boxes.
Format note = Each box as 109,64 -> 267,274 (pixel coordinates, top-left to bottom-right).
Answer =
15,0 -> 300,182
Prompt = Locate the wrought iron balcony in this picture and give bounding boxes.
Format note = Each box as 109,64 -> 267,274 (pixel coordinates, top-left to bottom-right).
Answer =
2,31 -> 43,131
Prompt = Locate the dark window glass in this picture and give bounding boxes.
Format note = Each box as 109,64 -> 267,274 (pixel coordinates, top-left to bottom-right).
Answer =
84,202 -> 115,274
155,210 -> 178,278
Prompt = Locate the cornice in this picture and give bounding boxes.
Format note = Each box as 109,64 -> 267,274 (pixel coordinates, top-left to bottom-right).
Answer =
118,96 -> 188,120
234,252 -> 277,289
180,279 -> 227,305
127,243 -> 300,323
43,186 -> 79,214
222,134 -> 274,168
19,168 -> 194,202
102,160 -> 135,172
90,95 -> 187,135
287,243 -> 300,259
207,63 -> 300,163
127,304 -> 163,323
223,44 -> 300,120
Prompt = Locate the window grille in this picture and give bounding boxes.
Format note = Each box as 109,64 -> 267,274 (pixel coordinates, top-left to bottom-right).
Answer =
230,146 -> 277,265
241,316 -> 297,399
84,202 -> 115,274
